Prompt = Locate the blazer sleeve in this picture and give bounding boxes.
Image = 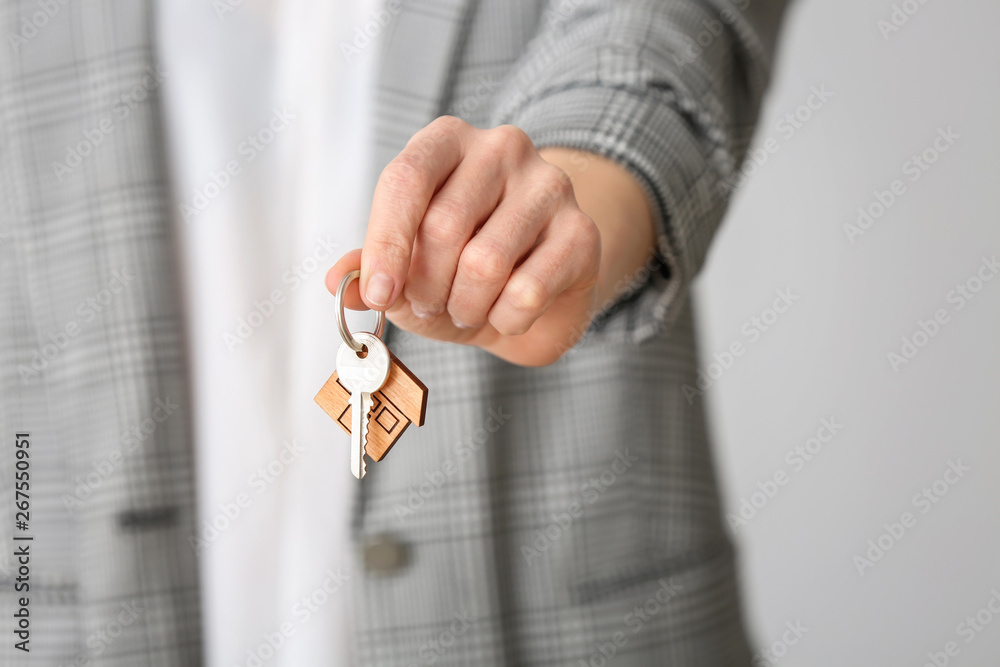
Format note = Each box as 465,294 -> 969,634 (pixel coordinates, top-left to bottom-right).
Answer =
490,0 -> 777,343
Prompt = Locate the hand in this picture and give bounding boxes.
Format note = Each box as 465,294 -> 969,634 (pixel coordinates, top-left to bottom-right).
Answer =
327,116 -> 603,367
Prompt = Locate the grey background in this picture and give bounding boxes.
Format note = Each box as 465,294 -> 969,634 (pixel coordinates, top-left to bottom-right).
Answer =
696,0 -> 1000,664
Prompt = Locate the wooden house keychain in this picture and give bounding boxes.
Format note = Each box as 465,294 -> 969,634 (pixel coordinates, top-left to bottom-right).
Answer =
315,270 -> 428,479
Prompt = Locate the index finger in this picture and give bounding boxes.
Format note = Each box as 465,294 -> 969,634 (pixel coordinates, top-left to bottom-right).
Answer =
361,116 -> 472,310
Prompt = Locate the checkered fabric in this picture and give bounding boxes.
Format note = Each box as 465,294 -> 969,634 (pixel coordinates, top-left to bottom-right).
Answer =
0,1 -> 200,665
0,0 -> 775,664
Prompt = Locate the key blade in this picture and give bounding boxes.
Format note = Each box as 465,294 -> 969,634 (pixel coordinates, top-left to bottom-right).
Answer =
334,333 -> 390,480
350,392 -> 364,479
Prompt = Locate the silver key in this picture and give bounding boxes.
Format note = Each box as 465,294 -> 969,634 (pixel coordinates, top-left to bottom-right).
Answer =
336,331 -> 390,479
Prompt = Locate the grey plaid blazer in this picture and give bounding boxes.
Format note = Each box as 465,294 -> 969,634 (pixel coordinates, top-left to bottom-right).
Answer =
0,0 -> 775,664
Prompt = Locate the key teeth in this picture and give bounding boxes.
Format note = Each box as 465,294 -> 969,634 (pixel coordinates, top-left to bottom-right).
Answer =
358,399 -> 371,479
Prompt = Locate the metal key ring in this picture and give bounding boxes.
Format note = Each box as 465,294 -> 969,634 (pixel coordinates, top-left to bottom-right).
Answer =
336,270 -> 385,353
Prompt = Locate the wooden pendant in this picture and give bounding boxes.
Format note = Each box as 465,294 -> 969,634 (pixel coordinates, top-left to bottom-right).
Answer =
315,352 -> 427,462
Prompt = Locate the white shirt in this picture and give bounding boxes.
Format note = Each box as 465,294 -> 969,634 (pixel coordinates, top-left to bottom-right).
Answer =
156,1 -> 381,664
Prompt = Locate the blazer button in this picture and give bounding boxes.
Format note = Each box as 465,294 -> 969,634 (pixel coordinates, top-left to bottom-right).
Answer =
363,534 -> 408,574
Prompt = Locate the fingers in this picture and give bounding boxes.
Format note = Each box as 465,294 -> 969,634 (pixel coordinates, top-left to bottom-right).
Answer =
445,163 -> 569,328
404,153 -> 505,318
361,116 -> 472,311
486,210 -> 601,336
324,249 -> 366,310
353,120 -> 604,358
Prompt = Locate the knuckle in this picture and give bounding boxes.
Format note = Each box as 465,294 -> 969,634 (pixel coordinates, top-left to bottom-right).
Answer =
523,165 -> 573,217
560,211 -> 601,260
543,163 -> 574,198
368,232 -> 412,266
495,124 -> 530,146
422,198 -> 474,246
422,116 -> 468,148
380,154 -> 426,196
459,239 -> 509,285
569,212 -> 601,254
582,235 -> 602,279
433,115 -> 468,133
485,124 -> 531,160
505,273 -> 549,312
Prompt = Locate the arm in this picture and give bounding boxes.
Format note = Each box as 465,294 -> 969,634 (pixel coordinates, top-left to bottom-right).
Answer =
328,0 -> 781,365
491,0 -> 776,343
326,122 -> 653,367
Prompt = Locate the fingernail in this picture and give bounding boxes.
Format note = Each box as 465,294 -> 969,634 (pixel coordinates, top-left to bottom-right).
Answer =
366,273 -> 394,308
452,319 -> 474,330
411,304 -> 437,319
